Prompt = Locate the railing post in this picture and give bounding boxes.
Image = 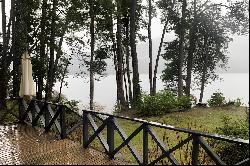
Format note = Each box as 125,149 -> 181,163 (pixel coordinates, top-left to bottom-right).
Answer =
83,110 -> 89,148
107,116 -> 115,159
19,98 -> 25,122
60,106 -> 66,139
143,123 -> 149,165
31,100 -> 36,124
44,102 -> 49,131
192,135 -> 200,165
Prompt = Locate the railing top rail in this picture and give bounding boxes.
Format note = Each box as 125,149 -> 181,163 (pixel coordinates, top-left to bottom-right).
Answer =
82,109 -> 249,145
6,97 -> 65,107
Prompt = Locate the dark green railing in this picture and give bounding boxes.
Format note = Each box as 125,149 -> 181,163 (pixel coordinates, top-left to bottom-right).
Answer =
82,109 -> 249,165
1,98 -> 249,165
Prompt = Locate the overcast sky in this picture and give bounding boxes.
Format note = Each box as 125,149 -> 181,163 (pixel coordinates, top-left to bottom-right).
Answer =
1,0 -> 249,74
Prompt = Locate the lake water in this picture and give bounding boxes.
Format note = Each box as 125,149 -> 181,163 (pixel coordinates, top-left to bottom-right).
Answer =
54,73 -> 249,113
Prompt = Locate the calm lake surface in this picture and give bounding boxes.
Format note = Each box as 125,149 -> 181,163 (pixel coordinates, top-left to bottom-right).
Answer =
54,73 -> 249,113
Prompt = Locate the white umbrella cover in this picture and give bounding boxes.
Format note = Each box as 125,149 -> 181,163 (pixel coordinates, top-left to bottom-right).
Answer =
19,52 -> 36,98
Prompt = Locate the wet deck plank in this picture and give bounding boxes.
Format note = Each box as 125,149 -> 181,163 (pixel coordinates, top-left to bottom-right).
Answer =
0,124 -> 124,165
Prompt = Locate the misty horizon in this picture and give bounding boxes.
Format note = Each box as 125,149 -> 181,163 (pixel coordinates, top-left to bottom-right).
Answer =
68,35 -> 249,75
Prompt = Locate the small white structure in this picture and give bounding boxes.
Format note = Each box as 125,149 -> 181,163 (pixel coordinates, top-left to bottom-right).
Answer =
19,52 -> 36,99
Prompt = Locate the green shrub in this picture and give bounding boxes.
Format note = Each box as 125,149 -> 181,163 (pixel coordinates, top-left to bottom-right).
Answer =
136,90 -> 193,116
215,114 -> 249,164
208,92 -> 226,107
137,90 -> 177,116
177,96 -> 192,110
234,98 -> 242,107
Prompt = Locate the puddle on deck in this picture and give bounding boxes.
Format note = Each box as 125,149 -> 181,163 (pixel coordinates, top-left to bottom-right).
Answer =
0,124 -> 124,165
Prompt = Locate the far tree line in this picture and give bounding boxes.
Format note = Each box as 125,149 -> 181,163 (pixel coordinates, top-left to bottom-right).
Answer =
0,0 -> 249,111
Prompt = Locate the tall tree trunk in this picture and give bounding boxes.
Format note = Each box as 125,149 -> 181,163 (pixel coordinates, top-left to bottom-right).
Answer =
89,0 -> 95,110
48,20 -> 69,99
130,0 -> 140,105
109,12 -> 119,104
0,0 -> 8,107
57,62 -> 69,103
123,59 -> 129,103
45,0 -> 57,100
199,36 -> 208,103
124,19 -> 133,103
199,62 -> 207,104
186,0 -> 197,96
152,21 -> 168,95
114,53 -> 119,105
37,0 -> 47,100
116,0 -> 127,110
11,0 -> 20,97
148,0 -> 153,95
177,0 -> 187,97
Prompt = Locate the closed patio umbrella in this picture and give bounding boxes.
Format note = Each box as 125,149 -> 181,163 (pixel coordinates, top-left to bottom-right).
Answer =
19,52 -> 36,99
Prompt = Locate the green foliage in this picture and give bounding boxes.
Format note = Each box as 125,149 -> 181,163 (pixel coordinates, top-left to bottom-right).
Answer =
51,91 -> 80,112
215,114 -> 249,164
218,115 -> 249,139
177,95 -> 192,110
234,98 -> 243,107
228,98 -> 243,107
208,92 -> 226,107
64,100 -> 80,112
137,90 -> 177,116
137,90 -> 192,116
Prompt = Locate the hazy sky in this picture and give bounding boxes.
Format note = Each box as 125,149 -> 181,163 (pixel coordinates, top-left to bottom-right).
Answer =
1,0 -> 249,74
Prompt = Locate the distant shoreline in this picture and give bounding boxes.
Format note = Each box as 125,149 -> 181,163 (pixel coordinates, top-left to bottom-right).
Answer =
55,73 -> 249,113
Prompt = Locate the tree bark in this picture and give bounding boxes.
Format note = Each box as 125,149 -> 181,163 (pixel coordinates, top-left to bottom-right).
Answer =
45,0 -> 57,100
37,0 -> 47,100
0,0 -> 8,107
152,21 -> 168,95
57,62 -> 69,103
177,0 -> 187,97
148,0 -> 153,95
89,0 -> 95,110
123,60 -> 129,103
199,36 -> 208,103
130,0 -> 140,105
116,0 -> 127,110
11,0 -> 21,97
186,0 -> 197,96
109,12 -> 119,104
124,18 -> 133,103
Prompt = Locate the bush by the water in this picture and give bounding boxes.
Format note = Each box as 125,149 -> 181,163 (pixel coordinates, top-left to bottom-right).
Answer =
177,95 -> 192,110
215,112 -> 249,164
208,92 -> 226,107
225,98 -> 243,107
136,90 -> 192,116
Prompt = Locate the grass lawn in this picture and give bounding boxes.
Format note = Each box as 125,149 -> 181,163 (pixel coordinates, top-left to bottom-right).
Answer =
103,106 -> 249,164
144,106 -> 248,133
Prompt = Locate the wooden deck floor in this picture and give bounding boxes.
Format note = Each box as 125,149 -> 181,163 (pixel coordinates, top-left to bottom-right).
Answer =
0,124 -> 124,165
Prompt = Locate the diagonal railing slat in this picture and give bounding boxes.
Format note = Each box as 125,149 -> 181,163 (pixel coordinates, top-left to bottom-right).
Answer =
32,102 -> 46,126
150,135 -> 193,165
33,101 -> 45,127
47,104 -> 61,133
198,136 -> 227,165
45,105 -> 62,132
148,126 -> 179,165
85,114 -> 109,153
66,120 -> 83,136
235,158 -> 249,165
112,119 -> 143,164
